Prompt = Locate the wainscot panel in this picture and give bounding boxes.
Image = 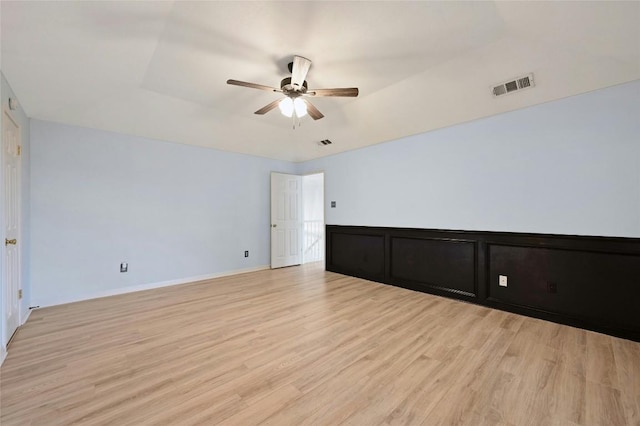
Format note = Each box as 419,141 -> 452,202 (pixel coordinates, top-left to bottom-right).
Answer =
326,225 -> 640,341
328,231 -> 385,281
390,236 -> 476,297
488,244 -> 640,334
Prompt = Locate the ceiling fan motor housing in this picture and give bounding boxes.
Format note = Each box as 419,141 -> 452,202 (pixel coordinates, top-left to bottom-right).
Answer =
280,77 -> 308,95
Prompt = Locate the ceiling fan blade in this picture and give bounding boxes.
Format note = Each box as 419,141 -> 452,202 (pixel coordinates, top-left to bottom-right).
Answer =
291,56 -> 312,89
303,99 -> 324,120
227,79 -> 281,92
254,99 -> 282,115
307,88 -> 359,97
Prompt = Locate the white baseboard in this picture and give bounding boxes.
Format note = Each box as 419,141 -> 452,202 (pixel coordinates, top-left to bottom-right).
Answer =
0,309 -> 32,367
21,307 -> 32,325
0,344 -> 6,367
39,265 -> 270,308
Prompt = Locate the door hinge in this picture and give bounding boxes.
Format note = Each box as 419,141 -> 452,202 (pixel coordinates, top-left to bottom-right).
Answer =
17,145 -> 21,156
18,289 -> 23,299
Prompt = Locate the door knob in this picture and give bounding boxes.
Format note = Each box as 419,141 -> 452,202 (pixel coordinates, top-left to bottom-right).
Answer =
272,224 -> 277,228
5,238 -> 17,245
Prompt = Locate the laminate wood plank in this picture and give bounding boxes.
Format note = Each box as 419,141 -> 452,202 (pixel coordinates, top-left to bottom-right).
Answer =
586,331 -> 620,389
1,263 -> 639,425
480,369 -> 521,425
549,367 -> 587,425
612,337 -> 640,424
586,381 -> 627,425
416,327 -> 515,424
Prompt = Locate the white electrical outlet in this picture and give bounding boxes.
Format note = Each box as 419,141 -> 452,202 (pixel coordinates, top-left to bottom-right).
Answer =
499,275 -> 508,287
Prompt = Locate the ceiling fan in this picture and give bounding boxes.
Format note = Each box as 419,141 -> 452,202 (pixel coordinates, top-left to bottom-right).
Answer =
227,56 -> 358,125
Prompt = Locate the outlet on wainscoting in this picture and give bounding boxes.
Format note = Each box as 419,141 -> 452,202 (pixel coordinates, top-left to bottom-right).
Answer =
498,275 -> 508,287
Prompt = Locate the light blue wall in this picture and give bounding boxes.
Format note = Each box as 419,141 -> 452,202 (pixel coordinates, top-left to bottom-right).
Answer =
0,71 -> 31,348
30,120 -> 294,306
27,79 -> 640,309
298,80 -> 640,238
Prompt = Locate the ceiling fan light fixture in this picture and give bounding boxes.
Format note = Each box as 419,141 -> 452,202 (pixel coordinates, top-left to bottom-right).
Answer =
294,98 -> 307,117
278,97 -> 294,117
278,97 -> 307,118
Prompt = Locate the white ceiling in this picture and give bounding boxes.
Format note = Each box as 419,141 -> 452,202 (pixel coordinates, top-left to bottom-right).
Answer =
1,1 -> 639,162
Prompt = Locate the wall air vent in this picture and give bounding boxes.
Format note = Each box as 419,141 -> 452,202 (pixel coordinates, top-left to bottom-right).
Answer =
318,139 -> 332,146
492,73 -> 534,97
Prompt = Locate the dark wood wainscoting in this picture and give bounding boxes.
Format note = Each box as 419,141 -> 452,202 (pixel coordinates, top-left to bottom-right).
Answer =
326,225 -> 640,341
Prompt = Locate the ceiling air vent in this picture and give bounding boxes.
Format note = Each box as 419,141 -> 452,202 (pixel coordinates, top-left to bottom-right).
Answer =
318,139 -> 332,146
492,73 -> 534,97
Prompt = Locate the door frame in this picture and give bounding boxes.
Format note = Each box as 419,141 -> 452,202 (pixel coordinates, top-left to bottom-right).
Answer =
2,106 -> 22,349
270,172 -> 303,269
300,171 -> 326,264
269,170 -> 327,268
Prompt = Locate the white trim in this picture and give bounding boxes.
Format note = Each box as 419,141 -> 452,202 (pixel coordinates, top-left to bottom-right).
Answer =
0,309 -> 30,368
301,171 -> 325,265
21,306 -> 31,326
38,265 -> 270,308
0,344 -> 6,367
2,106 -> 23,348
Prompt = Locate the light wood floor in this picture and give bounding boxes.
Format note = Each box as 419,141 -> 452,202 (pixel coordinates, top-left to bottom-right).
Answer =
1,263 -> 639,425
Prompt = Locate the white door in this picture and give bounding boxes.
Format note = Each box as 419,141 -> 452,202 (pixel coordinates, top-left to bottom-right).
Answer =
271,172 -> 302,268
2,109 -> 21,344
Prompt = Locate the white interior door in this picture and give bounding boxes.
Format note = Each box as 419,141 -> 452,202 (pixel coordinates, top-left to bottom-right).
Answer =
271,172 -> 302,269
3,109 -> 21,344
